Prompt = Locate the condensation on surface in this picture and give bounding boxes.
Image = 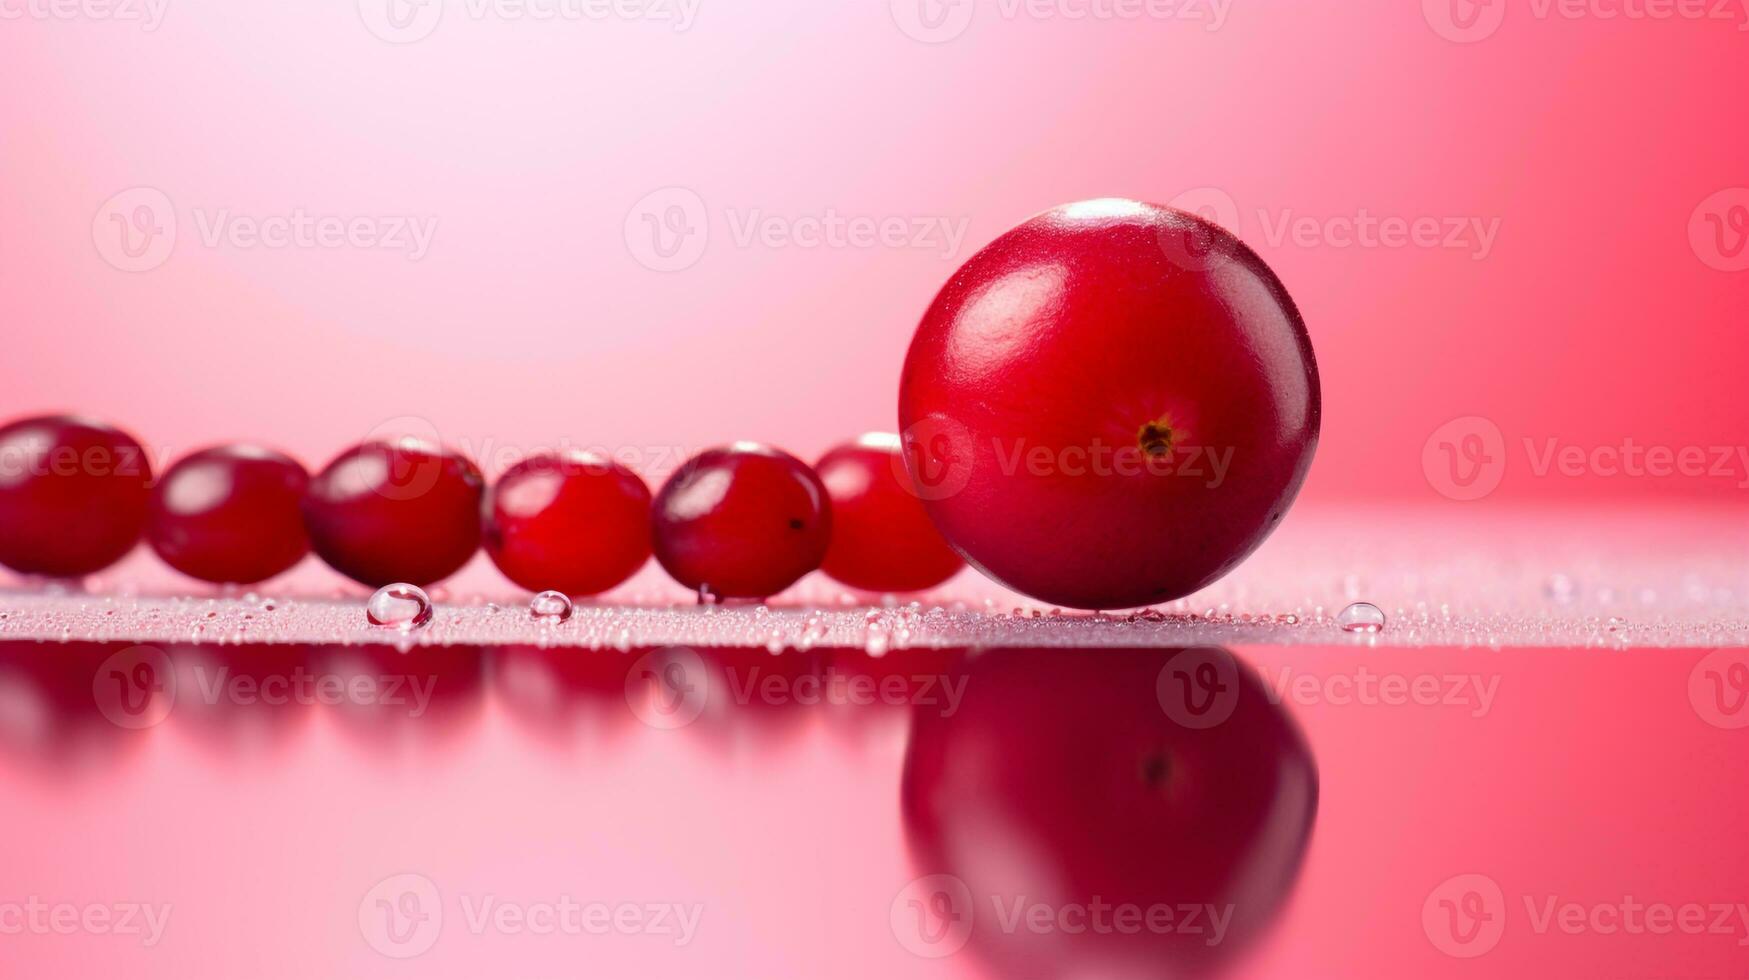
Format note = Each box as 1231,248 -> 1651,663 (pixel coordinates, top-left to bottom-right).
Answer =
1,506 -> 1745,650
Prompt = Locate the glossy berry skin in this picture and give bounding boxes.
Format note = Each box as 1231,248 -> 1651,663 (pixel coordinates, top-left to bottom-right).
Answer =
815,434 -> 962,593
651,444 -> 831,599
898,199 -> 1320,610
0,415 -> 153,577
484,452 -> 652,596
903,647 -> 1317,979
301,440 -> 484,587
147,445 -> 310,584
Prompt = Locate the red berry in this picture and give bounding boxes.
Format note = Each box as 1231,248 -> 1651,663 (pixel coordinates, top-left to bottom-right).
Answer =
0,415 -> 153,577
484,452 -> 652,596
147,445 -> 310,584
815,433 -> 962,593
902,647 -> 1317,978
899,199 -> 1320,609
301,440 -> 484,587
651,444 -> 831,599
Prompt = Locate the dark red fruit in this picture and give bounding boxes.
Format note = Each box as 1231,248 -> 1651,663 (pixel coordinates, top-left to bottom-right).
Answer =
301,440 -> 484,587
815,433 -> 962,593
902,647 -> 1317,979
898,199 -> 1320,609
651,444 -> 830,599
147,445 -> 310,584
0,415 -> 153,577
484,451 -> 652,596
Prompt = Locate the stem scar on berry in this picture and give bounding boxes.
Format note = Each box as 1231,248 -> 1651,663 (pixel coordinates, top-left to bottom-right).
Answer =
1137,417 -> 1176,458
1139,750 -> 1172,789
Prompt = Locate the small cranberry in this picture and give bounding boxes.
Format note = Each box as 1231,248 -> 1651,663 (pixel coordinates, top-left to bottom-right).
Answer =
0,415 -> 154,577
301,439 -> 484,587
815,433 -> 962,593
651,443 -> 830,599
147,445 -> 310,584
484,452 -> 652,596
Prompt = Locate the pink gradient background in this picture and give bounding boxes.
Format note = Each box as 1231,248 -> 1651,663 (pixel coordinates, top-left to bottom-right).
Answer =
2,2 -> 1748,979
3,0 -> 1747,505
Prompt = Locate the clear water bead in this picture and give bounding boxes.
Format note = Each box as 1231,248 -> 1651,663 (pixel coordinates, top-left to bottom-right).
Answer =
366,583 -> 433,630
1337,601 -> 1386,634
529,590 -> 574,623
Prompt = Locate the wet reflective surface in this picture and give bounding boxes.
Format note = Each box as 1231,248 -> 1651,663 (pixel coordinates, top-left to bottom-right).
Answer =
0,641 -> 1745,978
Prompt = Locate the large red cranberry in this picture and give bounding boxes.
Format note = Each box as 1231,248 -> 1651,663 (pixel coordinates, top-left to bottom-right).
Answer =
901,646 -> 1317,978
301,440 -> 484,587
815,434 -> 962,593
147,445 -> 310,584
0,415 -> 154,577
484,451 -> 652,596
898,199 -> 1320,609
651,444 -> 830,600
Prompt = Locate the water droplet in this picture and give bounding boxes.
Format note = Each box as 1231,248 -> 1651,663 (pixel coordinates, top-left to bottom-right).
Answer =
529,590 -> 573,623
366,583 -> 433,630
696,584 -> 719,606
1337,601 -> 1385,634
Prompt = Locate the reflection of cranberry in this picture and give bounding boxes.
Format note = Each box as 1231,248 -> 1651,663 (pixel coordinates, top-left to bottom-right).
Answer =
899,200 -> 1320,609
0,415 -> 154,577
651,445 -> 830,599
902,647 -> 1317,978
148,445 -> 310,584
484,452 -> 652,596
815,435 -> 962,593
301,441 -> 484,587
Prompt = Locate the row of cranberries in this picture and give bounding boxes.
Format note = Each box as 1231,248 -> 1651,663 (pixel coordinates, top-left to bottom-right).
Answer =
0,415 -> 964,599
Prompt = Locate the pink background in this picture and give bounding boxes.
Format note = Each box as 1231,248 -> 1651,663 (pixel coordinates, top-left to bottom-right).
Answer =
3,4 -> 1749,980
4,0 -> 1748,505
